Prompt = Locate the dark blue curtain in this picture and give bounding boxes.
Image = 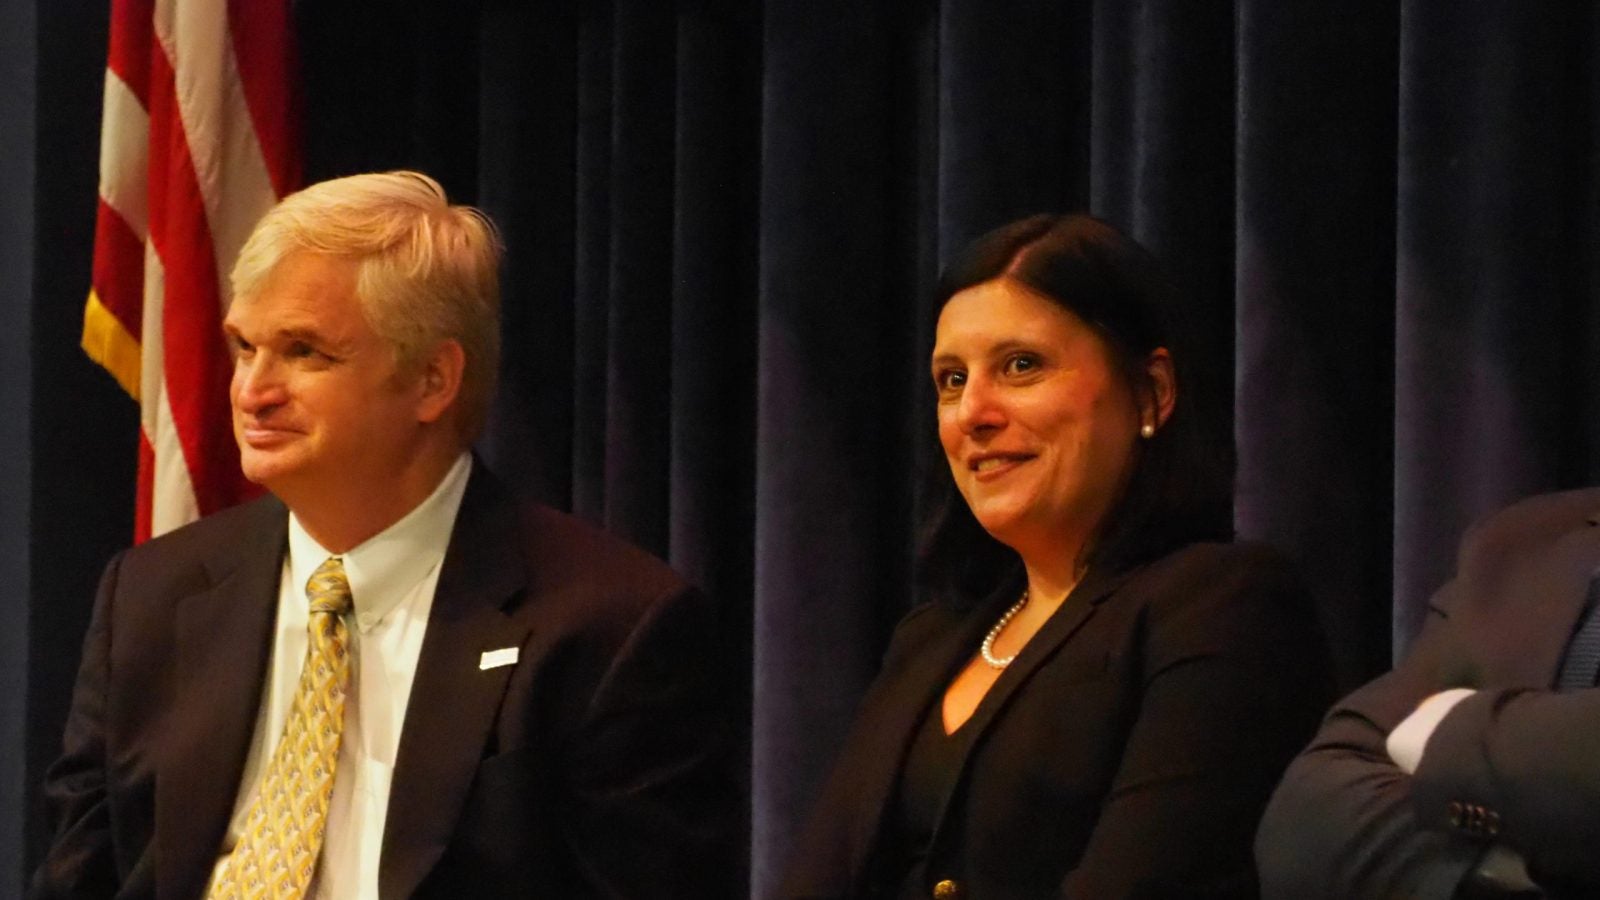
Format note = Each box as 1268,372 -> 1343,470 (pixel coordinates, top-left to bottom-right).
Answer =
6,1 -> 1599,895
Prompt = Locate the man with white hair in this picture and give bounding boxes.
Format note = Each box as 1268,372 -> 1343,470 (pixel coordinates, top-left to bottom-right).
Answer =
33,171 -> 736,899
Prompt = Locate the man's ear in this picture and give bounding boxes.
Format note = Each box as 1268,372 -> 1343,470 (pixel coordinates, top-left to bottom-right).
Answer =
1141,347 -> 1176,433
415,339 -> 465,425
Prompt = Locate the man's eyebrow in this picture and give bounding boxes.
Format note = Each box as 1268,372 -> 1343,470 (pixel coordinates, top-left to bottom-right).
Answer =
221,323 -> 345,350
275,326 -> 326,343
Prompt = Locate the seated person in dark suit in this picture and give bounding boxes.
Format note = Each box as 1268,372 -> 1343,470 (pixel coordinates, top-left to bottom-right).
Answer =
33,171 -> 736,899
1259,487 -> 1600,899
780,213 -> 1331,899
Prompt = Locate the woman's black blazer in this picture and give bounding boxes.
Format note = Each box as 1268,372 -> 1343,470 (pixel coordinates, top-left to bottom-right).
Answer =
780,542 -> 1331,900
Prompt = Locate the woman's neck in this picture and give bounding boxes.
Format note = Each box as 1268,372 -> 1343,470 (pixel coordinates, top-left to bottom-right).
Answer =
1021,553 -> 1087,610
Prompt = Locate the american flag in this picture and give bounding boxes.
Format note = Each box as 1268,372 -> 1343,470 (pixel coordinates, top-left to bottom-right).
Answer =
83,0 -> 300,541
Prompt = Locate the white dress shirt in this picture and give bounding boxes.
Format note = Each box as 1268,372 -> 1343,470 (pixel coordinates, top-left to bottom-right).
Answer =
1385,687 -> 1476,774
209,453 -> 472,900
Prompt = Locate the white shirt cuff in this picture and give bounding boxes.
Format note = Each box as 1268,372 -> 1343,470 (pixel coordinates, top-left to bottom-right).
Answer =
1386,687 -> 1477,774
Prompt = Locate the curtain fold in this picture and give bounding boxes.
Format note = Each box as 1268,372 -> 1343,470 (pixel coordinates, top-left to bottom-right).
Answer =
1233,0 -> 1400,685
935,0 -> 1090,256
1091,0 -> 1240,441
752,3 -> 922,888
1393,2 -> 1600,647
478,0 -> 579,509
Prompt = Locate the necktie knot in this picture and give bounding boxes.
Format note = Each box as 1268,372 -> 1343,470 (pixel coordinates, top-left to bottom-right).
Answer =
307,557 -> 353,617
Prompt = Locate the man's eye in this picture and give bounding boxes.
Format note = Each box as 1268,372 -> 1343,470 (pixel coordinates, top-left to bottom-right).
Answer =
230,337 -> 254,358
287,341 -> 317,359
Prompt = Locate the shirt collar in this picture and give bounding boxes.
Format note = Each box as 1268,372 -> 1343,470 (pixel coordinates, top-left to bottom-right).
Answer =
286,453 -> 473,631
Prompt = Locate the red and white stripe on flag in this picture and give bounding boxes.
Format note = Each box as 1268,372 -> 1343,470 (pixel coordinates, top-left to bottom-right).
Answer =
82,0 -> 299,542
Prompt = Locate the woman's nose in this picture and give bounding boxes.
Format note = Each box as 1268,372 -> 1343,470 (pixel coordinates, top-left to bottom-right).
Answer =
955,375 -> 1006,434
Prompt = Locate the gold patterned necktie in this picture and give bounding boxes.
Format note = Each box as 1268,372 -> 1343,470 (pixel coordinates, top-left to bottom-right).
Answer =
209,557 -> 354,900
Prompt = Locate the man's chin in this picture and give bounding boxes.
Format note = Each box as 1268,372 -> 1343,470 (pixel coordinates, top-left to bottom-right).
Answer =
237,451 -> 305,492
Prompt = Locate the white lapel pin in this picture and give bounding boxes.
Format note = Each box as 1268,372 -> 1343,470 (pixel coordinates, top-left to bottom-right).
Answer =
479,647 -> 519,670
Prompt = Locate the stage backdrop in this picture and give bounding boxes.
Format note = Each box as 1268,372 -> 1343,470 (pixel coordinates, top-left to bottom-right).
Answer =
4,1 -> 1598,895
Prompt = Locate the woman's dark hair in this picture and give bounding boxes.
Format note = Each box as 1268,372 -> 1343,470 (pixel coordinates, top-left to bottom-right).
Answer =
917,213 -> 1234,606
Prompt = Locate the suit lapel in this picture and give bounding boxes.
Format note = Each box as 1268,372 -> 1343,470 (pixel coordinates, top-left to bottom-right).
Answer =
380,468 -> 534,899
1452,509 -> 1600,688
156,501 -> 287,900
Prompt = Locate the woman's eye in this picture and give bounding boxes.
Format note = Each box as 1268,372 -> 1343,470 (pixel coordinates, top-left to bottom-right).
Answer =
1003,353 -> 1040,376
935,369 -> 966,392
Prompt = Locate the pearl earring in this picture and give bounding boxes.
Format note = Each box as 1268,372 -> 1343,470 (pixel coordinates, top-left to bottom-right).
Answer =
1140,423 -> 1156,439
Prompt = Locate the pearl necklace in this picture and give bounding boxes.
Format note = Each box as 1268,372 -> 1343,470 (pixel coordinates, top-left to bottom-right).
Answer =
979,590 -> 1030,669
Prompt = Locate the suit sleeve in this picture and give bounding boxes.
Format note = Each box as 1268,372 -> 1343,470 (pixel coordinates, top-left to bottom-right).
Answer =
1255,578 -> 1490,900
1256,491 -> 1600,900
1061,550 -> 1333,898
562,584 -> 741,899
1409,682 -> 1600,889
30,553 -> 125,900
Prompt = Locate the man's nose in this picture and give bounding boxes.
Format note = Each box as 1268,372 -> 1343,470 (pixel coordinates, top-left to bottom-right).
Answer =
232,354 -> 287,413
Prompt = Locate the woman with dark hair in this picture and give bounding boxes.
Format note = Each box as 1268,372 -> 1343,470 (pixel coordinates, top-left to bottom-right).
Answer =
781,214 -> 1331,899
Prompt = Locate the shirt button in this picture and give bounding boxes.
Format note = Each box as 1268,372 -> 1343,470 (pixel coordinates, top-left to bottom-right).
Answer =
932,879 -> 961,899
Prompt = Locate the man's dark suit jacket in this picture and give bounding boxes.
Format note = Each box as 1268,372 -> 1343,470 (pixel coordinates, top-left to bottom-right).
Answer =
780,542 -> 1330,900
1258,487 -> 1600,900
32,465 -> 737,899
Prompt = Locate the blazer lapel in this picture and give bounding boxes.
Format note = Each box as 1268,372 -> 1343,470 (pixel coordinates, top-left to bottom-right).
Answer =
834,566 -> 1130,888
924,565 -> 1132,849
837,594 -> 1003,885
380,468 -> 534,900
950,565 -> 1128,744
156,502 -> 287,900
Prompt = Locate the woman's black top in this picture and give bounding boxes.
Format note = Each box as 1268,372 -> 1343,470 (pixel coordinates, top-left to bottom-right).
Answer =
882,697 -> 972,896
